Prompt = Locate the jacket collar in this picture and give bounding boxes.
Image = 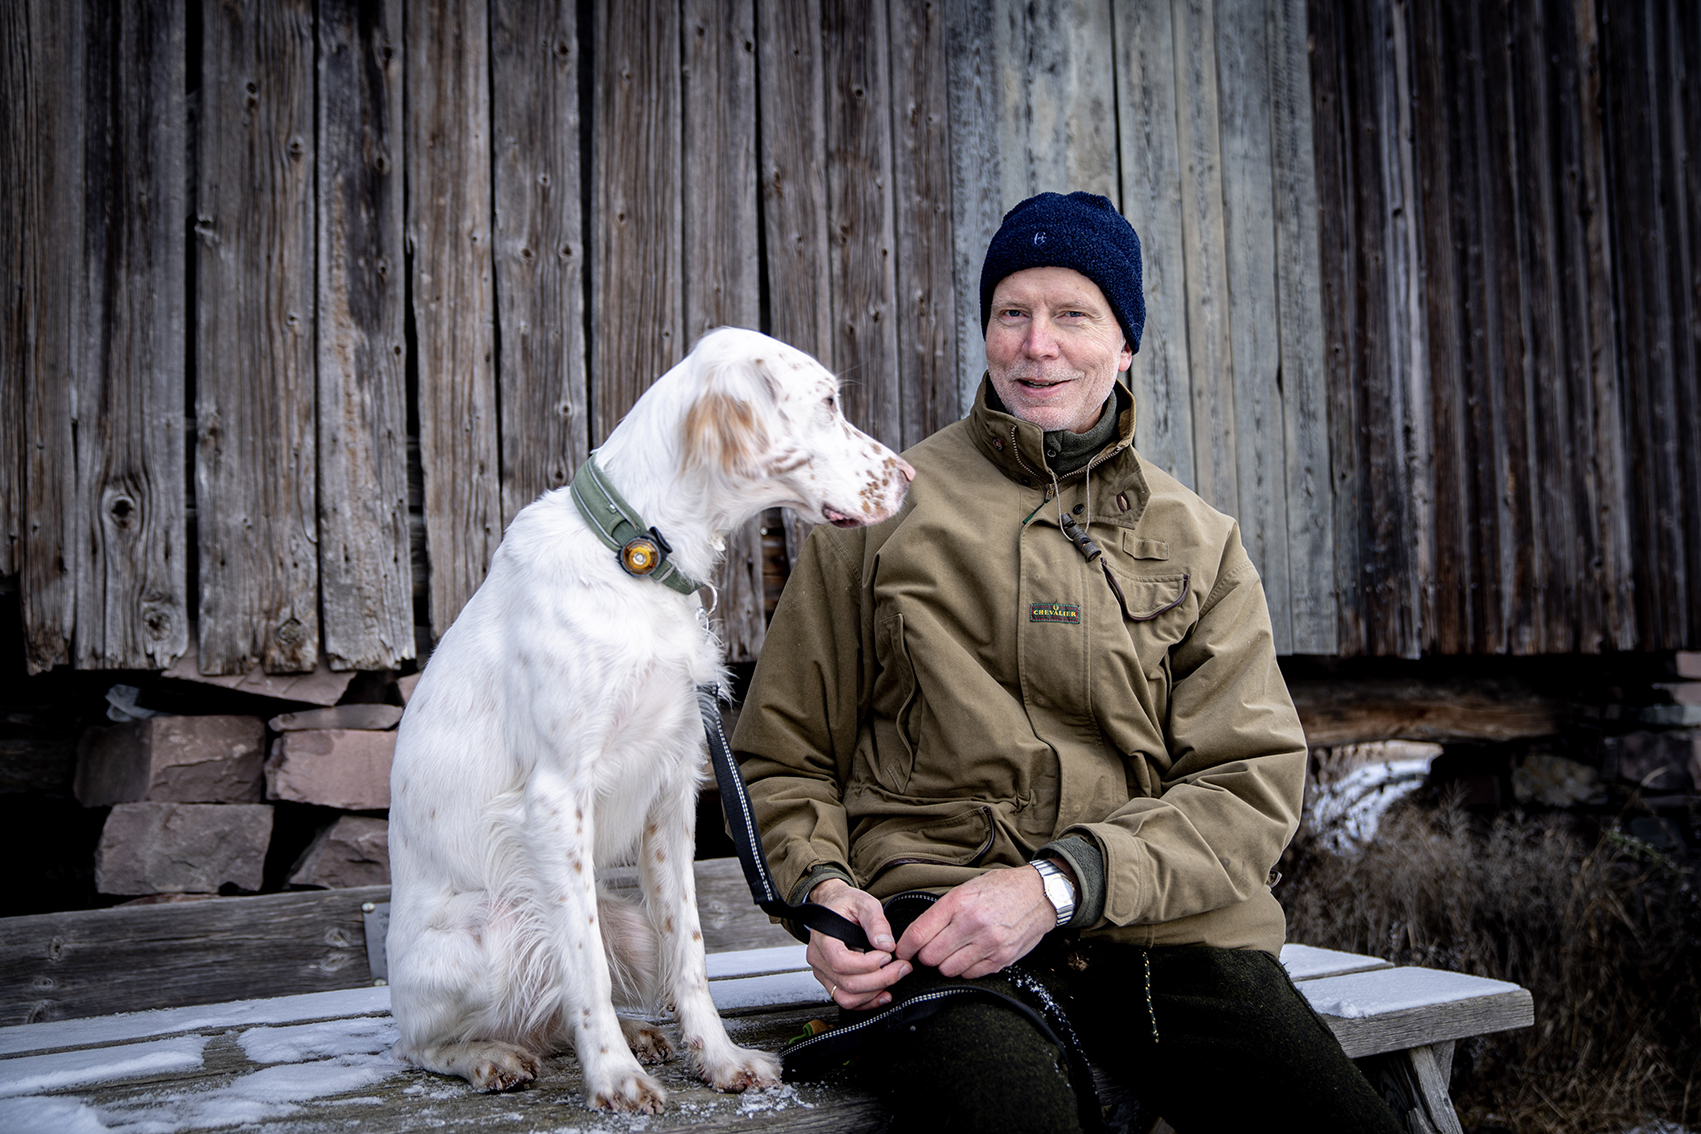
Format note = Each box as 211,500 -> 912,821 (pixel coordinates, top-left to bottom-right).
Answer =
966,376 -> 1148,527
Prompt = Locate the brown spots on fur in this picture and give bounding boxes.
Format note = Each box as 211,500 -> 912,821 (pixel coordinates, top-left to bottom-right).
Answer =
654,848 -> 666,863
572,858 -> 583,874
683,391 -> 769,477
663,916 -> 675,934
691,930 -> 702,941
645,822 -> 658,837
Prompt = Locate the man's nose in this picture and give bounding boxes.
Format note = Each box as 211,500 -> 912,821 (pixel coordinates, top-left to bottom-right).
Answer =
1024,315 -> 1060,357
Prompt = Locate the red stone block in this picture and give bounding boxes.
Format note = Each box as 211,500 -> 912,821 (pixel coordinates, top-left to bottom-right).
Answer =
265,730 -> 394,810
288,816 -> 390,888
75,716 -> 266,807
94,802 -> 273,895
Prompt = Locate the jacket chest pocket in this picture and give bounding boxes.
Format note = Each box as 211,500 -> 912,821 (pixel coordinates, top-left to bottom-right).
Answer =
1102,568 -> 1192,676
870,611 -> 921,790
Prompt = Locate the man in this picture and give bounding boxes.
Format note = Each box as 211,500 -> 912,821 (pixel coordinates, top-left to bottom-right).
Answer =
733,192 -> 1399,1132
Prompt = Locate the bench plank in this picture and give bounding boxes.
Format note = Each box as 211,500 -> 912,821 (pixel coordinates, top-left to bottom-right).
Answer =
0,887 -> 387,1025
1300,967 -> 1535,1059
1278,942 -> 1394,981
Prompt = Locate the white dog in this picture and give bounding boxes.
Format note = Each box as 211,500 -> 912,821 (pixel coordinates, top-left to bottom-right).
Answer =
386,328 -> 911,1113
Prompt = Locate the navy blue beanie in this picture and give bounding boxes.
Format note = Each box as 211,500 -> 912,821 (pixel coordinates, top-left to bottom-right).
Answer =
979,191 -> 1144,354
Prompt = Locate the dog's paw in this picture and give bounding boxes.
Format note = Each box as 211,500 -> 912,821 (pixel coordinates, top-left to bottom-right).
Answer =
695,1044 -> 783,1093
619,1017 -> 674,1064
585,1067 -> 667,1114
467,1044 -> 540,1092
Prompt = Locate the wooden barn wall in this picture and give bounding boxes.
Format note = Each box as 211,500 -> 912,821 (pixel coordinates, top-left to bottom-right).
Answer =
0,0 -> 1356,670
1310,0 -> 1701,656
10,0 -> 1693,672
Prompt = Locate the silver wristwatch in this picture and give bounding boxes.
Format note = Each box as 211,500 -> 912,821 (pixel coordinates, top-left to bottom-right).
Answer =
1030,858 -> 1077,928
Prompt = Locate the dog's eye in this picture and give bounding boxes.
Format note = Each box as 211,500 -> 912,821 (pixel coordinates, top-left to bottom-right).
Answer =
823,394 -> 837,413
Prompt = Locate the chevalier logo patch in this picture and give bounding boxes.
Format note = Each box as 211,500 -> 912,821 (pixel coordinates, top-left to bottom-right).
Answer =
1029,602 -> 1080,624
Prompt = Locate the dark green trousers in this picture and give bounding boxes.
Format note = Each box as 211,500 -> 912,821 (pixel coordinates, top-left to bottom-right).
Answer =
851,939 -> 1403,1134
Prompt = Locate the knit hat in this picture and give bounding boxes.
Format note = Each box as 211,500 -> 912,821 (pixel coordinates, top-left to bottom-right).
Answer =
979,191 -> 1144,354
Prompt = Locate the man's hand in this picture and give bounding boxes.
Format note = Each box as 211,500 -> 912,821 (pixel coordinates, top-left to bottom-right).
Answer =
893,863 -> 1065,979
806,878 -> 911,1010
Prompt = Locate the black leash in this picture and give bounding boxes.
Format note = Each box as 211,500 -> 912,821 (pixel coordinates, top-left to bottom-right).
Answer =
696,687 -> 871,952
696,688 -> 1112,1131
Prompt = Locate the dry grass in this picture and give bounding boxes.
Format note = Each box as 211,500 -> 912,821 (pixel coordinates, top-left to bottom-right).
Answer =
1278,751 -> 1701,1134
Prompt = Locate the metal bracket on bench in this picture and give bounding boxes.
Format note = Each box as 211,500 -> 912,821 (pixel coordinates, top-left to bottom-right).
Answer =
361,901 -> 390,984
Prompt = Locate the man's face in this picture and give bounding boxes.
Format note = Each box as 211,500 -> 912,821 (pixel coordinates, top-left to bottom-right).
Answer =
985,266 -> 1132,434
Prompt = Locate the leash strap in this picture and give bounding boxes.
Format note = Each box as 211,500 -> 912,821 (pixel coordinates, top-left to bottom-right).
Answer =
570,457 -> 705,595
697,688 -> 871,952
697,690 -> 1110,1131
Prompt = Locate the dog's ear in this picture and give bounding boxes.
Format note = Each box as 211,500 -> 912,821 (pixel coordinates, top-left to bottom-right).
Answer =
682,388 -> 771,479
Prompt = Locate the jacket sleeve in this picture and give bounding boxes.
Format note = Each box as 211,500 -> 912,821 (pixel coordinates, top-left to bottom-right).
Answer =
1063,530 -> 1307,929
730,525 -> 869,907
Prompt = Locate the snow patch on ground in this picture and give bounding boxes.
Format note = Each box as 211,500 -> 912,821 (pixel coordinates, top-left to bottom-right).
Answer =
1310,749 -> 1440,849
0,1037 -> 209,1098
237,1015 -> 397,1064
0,1051 -> 406,1132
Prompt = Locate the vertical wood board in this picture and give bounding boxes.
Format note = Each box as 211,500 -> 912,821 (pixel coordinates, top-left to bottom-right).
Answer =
1565,0 -> 1634,651
317,0 -> 412,670
889,0 -> 958,447
822,0 -> 901,447
1268,0 -> 1335,653
1113,0 -> 1195,490
20,0 -> 81,673
1172,0 -> 1239,518
72,0 -> 189,671
406,0 -> 501,637
1411,0 -> 1472,653
944,0 -> 1003,411
0,1 -> 24,579
592,0 -> 683,442
195,0 -> 319,674
1214,0 -> 1292,652
682,0 -> 764,661
492,0 -> 587,524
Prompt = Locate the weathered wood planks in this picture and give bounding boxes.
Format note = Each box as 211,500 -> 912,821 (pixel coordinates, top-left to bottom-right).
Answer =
492,0 -> 586,528
1113,0 -> 1195,489
23,0 -> 191,674
196,0 -> 319,675
995,0 -> 1119,205
0,886 -> 382,1025
889,0 -> 958,446
1269,0 -> 1335,654
317,0 -> 412,672
0,2 -> 23,581
407,0 -> 501,638
683,0 -> 765,661
822,0 -> 901,448
592,0 -> 683,443
944,0 -> 1002,411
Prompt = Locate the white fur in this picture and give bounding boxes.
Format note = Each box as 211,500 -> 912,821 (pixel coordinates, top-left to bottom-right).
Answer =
386,328 -> 910,1113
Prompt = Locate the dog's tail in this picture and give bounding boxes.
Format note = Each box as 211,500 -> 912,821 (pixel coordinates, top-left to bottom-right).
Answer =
598,888 -> 662,1011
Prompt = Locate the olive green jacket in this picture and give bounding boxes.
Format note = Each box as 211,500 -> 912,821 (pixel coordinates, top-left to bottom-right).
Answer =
732,379 -> 1307,954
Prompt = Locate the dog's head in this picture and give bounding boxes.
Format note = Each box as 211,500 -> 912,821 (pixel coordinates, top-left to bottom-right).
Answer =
677,328 -> 911,529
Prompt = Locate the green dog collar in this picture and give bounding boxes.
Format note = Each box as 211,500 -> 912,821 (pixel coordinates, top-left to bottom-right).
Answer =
569,457 -> 706,596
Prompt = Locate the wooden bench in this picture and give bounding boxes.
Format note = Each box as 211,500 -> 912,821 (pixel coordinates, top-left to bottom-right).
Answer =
0,859 -> 1531,1132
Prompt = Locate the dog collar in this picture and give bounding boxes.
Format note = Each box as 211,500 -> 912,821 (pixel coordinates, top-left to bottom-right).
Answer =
569,456 -> 706,596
